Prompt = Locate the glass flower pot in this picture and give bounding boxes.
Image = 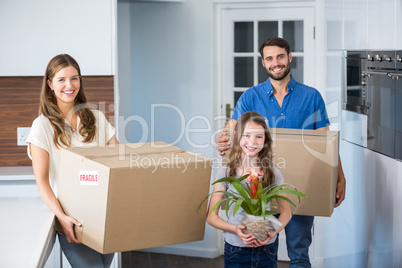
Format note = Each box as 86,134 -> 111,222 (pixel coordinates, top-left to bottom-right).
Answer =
241,214 -> 283,241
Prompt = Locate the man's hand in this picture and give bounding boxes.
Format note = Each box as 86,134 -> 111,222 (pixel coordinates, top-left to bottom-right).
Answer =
216,131 -> 230,156
317,127 -> 346,208
216,119 -> 237,155
335,158 -> 346,207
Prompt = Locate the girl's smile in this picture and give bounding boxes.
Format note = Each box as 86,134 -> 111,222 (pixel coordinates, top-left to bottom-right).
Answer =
240,121 -> 265,158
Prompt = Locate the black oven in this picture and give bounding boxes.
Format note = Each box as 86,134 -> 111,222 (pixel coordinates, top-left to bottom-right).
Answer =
395,51 -> 402,160
364,51 -> 396,158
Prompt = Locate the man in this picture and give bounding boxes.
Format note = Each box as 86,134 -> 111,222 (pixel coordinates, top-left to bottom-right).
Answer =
216,37 -> 346,267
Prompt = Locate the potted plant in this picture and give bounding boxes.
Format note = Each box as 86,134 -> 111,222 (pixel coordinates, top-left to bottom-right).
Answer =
200,170 -> 308,241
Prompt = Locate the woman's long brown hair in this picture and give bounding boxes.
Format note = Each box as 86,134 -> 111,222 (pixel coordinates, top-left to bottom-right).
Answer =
226,111 -> 275,187
39,54 -> 96,148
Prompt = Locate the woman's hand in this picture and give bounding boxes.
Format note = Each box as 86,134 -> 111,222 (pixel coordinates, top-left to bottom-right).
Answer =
58,214 -> 82,244
30,144 -> 82,244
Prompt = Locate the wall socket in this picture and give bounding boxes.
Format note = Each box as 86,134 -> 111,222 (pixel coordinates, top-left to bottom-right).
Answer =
17,127 -> 31,146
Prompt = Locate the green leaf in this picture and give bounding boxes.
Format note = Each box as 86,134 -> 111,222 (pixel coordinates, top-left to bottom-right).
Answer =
274,189 -> 308,204
212,175 -> 249,185
208,198 -> 229,216
225,198 -> 230,218
233,199 -> 244,216
240,203 -> 252,215
231,181 -> 251,201
271,195 -> 297,207
198,193 -> 212,210
255,183 -> 262,199
250,198 -> 259,206
237,174 -> 250,182
245,183 -> 251,193
264,210 -> 278,215
221,190 -> 241,199
212,176 -> 241,185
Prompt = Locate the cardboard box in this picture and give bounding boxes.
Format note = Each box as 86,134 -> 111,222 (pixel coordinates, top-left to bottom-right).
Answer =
223,128 -> 339,217
270,128 -> 339,217
58,142 -> 212,254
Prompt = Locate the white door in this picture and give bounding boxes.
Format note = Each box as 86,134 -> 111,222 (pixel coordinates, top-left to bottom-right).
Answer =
220,6 -> 315,121
217,4 -> 316,262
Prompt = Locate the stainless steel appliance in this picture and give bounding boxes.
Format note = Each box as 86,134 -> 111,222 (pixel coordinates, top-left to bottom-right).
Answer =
342,50 -> 402,160
341,51 -> 369,148
395,51 -> 402,159
343,50 -> 368,115
364,51 -> 397,158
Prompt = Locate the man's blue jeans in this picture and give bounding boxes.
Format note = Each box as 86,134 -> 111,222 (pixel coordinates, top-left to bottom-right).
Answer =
224,241 -> 278,268
58,233 -> 114,268
285,215 -> 314,268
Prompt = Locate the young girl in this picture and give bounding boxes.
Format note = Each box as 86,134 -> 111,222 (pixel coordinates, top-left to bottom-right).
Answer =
207,111 -> 291,268
26,54 -> 118,267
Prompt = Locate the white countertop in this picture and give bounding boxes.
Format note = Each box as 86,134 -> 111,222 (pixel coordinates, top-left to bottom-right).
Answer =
0,166 -> 35,181
0,197 -> 55,267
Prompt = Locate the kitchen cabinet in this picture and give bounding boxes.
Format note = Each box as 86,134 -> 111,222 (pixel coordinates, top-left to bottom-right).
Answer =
0,197 -> 55,267
323,140 -> 402,267
367,0 -> 395,49
0,167 -> 119,268
344,0 -> 368,50
343,0 -> 398,50
0,0 -> 114,76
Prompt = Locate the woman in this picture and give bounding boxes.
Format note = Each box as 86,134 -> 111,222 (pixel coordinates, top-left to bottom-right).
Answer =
26,54 -> 118,267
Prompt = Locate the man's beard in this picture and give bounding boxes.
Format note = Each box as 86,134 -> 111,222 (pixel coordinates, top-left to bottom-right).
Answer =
265,62 -> 291,81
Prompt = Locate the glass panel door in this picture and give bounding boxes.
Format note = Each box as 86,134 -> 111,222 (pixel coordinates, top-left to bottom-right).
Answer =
221,7 -> 315,121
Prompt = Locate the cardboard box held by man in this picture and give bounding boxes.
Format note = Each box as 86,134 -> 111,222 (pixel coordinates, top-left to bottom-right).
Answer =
223,128 -> 339,217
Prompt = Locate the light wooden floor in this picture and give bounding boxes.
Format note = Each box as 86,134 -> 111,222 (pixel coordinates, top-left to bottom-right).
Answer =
122,251 -> 290,267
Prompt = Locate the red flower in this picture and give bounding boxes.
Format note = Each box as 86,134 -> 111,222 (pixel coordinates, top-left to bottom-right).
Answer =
247,171 -> 262,199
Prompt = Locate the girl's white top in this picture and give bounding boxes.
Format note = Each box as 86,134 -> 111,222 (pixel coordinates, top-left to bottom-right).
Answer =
26,110 -> 115,196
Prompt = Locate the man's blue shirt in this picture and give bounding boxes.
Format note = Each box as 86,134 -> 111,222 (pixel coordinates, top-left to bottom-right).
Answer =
231,75 -> 330,130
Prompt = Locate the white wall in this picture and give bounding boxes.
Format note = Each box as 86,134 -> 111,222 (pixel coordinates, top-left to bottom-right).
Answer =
0,0 -> 114,76
117,0 -> 221,258
117,0 -> 133,142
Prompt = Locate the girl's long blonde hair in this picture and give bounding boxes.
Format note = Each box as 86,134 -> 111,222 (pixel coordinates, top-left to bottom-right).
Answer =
227,111 -> 275,187
39,54 -> 96,148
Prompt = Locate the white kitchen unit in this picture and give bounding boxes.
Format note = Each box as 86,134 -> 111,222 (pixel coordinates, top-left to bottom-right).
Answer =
0,196 -> 55,268
0,168 -> 119,268
323,140 -> 402,268
367,0 -> 395,50
0,0 -> 115,76
343,0 -> 368,50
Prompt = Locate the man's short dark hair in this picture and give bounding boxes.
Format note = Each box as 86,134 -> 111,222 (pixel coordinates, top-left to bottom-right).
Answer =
259,37 -> 291,58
